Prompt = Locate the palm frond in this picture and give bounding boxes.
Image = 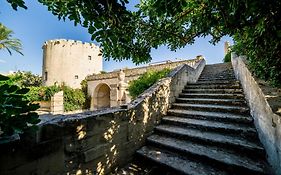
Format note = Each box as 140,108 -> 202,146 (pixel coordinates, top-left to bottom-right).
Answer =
0,23 -> 23,55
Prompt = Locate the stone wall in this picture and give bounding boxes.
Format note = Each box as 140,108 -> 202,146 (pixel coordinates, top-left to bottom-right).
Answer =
231,53 -> 281,174
0,59 -> 205,175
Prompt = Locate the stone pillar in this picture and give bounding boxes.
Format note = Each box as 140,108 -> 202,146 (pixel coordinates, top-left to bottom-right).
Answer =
224,41 -> 230,56
110,84 -> 118,107
50,91 -> 64,114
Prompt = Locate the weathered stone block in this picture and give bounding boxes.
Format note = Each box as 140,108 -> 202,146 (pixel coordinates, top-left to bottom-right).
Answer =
83,144 -> 109,163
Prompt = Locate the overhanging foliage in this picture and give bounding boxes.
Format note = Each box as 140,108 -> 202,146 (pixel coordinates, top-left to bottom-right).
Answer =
5,0 -> 281,85
0,74 -> 40,138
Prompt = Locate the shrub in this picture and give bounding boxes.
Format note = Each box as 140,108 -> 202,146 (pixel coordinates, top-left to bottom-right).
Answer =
80,77 -> 91,109
26,82 -> 88,112
63,86 -> 86,111
44,85 -> 61,100
26,85 -> 61,102
128,68 -> 171,99
0,74 -> 40,138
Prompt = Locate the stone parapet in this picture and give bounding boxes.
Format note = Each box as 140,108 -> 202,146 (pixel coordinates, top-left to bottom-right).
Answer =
88,57 -> 202,81
42,39 -> 99,49
0,58 -> 205,175
232,53 -> 280,174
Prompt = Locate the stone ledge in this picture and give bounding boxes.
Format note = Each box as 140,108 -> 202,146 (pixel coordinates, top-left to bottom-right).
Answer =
87,57 -> 202,81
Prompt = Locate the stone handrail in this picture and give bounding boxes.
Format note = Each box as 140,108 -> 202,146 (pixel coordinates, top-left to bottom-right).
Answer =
231,53 -> 280,175
0,58 -> 205,175
88,56 -> 203,81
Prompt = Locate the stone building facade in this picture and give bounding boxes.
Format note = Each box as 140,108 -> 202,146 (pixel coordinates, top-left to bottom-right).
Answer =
42,39 -> 102,88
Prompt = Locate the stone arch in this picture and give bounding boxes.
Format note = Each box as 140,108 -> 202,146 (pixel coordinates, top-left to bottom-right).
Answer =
93,83 -> 111,109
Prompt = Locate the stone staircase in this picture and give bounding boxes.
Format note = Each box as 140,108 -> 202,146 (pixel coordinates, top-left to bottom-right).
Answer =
134,63 -> 270,175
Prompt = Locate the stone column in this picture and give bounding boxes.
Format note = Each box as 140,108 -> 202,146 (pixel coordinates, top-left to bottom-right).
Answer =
110,84 -> 118,107
224,41 -> 230,56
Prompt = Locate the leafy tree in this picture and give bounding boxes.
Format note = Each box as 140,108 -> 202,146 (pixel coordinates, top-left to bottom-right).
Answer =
6,0 -> 27,10
6,0 -> 281,85
7,71 -> 42,88
0,74 -> 40,139
0,23 -> 23,55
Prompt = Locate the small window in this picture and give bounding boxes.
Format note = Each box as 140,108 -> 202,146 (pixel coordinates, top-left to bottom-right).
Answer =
44,72 -> 48,81
88,55 -> 91,60
75,75 -> 79,79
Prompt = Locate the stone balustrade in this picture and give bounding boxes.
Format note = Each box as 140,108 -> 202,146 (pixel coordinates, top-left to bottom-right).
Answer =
88,56 -> 203,81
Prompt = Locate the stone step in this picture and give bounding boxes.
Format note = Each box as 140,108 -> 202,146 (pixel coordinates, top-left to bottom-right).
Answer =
136,146 -> 230,175
190,80 -> 240,85
113,159 -> 161,174
154,125 -> 265,158
185,84 -> 241,89
172,103 -> 250,114
176,97 -> 246,106
146,135 -> 268,174
182,88 -> 243,94
161,116 -> 257,139
198,77 -> 236,81
167,109 -> 253,124
199,74 -> 235,78
179,93 -> 244,99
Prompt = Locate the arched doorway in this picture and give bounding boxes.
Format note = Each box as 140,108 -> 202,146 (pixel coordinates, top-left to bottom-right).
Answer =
93,83 -> 110,109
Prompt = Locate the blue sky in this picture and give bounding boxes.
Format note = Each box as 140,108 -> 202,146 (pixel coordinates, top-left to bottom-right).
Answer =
0,1 -> 232,75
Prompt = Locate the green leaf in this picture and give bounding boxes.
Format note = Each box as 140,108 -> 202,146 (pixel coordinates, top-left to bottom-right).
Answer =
0,74 -> 10,81
16,88 -> 30,94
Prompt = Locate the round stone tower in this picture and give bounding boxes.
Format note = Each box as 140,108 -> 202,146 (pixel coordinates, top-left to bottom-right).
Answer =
42,39 -> 102,88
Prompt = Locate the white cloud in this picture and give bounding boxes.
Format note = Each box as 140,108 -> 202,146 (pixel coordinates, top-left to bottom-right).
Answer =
0,59 -> 6,63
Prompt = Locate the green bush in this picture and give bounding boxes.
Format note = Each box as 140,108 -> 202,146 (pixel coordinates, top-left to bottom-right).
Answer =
0,74 -> 40,138
26,85 -> 60,102
80,77 -> 91,109
63,86 -> 86,111
26,85 -> 86,112
128,68 -> 171,99
44,85 -> 61,100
